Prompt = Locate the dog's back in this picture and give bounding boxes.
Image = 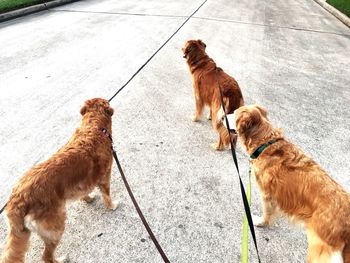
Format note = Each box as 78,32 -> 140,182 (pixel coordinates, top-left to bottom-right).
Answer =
215,67 -> 244,113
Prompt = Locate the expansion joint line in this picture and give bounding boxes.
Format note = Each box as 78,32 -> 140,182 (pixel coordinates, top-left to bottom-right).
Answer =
108,0 -> 208,102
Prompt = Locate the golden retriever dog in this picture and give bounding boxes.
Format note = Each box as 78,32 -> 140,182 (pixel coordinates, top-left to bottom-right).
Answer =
0,98 -> 117,263
234,104 -> 350,263
182,39 -> 244,150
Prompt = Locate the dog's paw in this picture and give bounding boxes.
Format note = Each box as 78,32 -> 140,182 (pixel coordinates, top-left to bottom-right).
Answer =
252,215 -> 267,227
191,116 -> 200,122
206,113 -> 212,120
41,255 -> 69,263
109,201 -> 119,211
211,143 -> 224,151
211,143 -> 220,150
82,193 -> 95,203
57,255 -> 70,263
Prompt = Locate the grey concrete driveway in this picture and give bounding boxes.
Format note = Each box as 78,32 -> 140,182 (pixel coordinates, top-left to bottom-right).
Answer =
0,0 -> 349,262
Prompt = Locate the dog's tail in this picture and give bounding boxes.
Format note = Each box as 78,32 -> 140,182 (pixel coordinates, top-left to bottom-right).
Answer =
0,204 -> 30,263
344,242 -> 350,263
216,120 -> 238,149
215,100 -> 238,149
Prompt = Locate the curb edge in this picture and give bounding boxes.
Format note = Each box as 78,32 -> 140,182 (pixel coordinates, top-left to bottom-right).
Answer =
313,0 -> 350,28
0,0 -> 79,23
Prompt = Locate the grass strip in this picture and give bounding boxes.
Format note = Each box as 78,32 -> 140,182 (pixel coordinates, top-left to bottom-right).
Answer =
0,0 -> 52,14
326,0 -> 350,17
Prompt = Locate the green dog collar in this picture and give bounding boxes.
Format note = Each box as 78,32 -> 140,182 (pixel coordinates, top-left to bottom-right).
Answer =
250,139 -> 278,159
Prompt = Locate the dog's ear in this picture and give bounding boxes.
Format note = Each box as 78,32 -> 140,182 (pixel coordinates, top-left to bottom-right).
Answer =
80,99 -> 94,116
197,39 -> 206,48
255,105 -> 268,118
237,113 -> 251,134
104,106 -> 114,117
237,111 -> 260,134
80,105 -> 87,116
185,43 -> 194,54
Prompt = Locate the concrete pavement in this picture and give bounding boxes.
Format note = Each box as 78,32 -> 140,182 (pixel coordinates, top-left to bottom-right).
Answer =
0,0 -> 349,262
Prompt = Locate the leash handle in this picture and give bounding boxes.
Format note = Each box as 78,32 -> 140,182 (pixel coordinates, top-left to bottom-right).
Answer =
215,68 -> 262,263
112,148 -> 171,263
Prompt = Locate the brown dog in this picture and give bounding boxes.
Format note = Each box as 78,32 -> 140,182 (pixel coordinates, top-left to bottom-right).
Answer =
182,39 -> 244,150
234,104 -> 350,263
0,98 -> 117,263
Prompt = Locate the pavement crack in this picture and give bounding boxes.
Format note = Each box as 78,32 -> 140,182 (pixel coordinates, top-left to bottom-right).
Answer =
50,10 -> 350,37
192,16 -> 350,37
50,9 -> 188,19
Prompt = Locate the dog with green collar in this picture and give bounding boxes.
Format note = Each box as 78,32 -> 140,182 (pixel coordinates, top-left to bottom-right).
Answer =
233,104 -> 350,263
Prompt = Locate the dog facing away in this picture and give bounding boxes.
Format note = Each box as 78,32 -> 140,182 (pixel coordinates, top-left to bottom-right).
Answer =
234,104 -> 350,263
182,39 -> 244,150
0,98 -> 118,263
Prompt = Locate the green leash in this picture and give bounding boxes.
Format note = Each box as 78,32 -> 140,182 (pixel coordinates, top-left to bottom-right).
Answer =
215,67 -> 261,262
242,167 -> 252,263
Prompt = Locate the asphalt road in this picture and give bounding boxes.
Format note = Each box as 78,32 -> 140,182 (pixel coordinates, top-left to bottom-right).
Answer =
0,0 -> 349,262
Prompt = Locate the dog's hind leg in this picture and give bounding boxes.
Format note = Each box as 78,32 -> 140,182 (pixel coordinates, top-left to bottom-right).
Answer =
211,103 -> 230,151
33,207 -> 66,263
307,229 -> 344,263
191,89 -> 204,122
98,167 -> 118,210
229,132 -> 238,149
1,212 -> 31,263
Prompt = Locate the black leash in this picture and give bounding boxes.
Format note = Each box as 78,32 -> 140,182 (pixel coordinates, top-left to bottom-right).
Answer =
0,203 -> 7,214
215,68 -> 262,263
101,129 -> 170,263
108,0 -> 208,102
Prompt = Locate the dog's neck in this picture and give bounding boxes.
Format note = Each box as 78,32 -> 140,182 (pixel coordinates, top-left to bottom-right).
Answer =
81,112 -> 112,132
241,126 -> 283,157
186,53 -> 215,73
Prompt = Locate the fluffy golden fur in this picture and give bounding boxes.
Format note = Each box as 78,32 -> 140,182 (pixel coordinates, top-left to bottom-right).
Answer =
182,39 -> 244,150
234,104 -> 350,263
0,98 -> 117,263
